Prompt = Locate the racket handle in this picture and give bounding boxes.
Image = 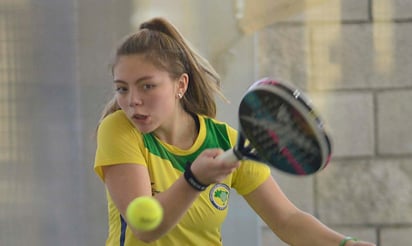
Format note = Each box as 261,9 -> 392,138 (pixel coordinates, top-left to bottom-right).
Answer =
216,149 -> 240,163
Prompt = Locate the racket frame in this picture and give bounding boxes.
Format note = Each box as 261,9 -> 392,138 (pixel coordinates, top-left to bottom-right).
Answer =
218,78 -> 332,175
245,79 -> 332,172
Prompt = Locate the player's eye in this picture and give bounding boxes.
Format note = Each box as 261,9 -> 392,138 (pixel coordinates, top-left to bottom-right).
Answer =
115,86 -> 128,94
142,84 -> 156,91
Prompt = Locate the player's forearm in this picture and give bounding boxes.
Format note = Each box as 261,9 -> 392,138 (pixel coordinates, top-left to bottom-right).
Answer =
133,175 -> 201,242
279,211 -> 344,246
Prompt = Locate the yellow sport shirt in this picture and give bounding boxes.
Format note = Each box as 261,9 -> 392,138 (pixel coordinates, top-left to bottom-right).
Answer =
94,110 -> 271,246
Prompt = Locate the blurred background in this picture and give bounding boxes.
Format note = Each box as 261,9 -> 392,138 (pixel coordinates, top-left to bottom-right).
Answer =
1,0 -> 412,245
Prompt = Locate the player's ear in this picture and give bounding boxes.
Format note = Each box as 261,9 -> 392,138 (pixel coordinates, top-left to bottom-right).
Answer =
177,73 -> 189,96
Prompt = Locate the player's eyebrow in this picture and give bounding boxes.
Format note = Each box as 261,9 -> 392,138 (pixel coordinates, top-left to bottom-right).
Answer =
113,75 -> 154,84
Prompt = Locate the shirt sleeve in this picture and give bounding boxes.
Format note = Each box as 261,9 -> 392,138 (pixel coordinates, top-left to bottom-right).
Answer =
231,160 -> 271,196
94,110 -> 147,181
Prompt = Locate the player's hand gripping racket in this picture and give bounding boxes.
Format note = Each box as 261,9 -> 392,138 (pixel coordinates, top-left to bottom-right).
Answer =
218,78 -> 332,175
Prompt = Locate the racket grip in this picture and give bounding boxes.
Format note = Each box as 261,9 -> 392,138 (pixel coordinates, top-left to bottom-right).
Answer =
216,149 -> 240,163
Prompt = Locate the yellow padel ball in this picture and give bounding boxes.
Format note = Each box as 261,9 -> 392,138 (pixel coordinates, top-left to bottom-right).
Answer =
126,196 -> 163,231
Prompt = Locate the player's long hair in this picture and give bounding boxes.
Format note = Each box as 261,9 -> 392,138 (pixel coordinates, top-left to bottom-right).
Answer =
98,17 -> 225,124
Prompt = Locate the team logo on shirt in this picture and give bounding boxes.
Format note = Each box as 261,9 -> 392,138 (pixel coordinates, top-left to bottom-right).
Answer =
209,183 -> 230,210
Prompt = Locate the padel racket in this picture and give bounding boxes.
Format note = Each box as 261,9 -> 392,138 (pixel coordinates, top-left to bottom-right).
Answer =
218,78 -> 332,175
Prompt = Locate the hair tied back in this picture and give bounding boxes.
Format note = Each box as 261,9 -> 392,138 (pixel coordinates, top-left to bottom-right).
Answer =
139,17 -> 170,36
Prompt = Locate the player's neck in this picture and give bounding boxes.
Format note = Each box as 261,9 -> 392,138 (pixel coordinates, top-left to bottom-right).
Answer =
154,111 -> 199,150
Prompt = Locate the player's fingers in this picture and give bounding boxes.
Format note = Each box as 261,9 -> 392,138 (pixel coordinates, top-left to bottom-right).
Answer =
217,160 -> 240,177
202,148 -> 224,158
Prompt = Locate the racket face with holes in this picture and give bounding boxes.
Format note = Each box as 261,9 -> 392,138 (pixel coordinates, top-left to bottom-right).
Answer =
237,78 -> 332,175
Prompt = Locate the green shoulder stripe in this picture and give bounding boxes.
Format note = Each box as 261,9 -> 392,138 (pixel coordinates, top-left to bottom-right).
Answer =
142,117 -> 232,172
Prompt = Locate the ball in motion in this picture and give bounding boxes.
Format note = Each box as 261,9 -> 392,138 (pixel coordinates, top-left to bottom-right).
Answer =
126,196 -> 164,231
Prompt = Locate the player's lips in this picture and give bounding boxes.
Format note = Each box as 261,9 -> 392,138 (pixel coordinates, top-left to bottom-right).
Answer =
131,113 -> 149,122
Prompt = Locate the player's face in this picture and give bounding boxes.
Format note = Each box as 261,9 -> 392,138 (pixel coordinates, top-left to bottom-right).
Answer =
113,54 -> 182,133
